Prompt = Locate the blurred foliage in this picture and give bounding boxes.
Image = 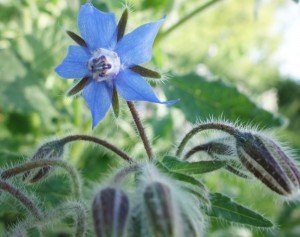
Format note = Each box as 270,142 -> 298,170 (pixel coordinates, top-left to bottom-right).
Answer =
0,0 -> 300,236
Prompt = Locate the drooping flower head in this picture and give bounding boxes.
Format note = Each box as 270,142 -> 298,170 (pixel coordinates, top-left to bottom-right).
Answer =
55,3 -> 177,128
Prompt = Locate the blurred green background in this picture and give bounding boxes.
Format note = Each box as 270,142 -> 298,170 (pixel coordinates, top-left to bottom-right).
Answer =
1,0 -> 300,236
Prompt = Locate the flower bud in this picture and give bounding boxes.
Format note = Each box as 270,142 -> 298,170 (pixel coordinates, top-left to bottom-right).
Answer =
236,132 -> 300,196
22,139 -> 65,183
92,187 -> 129,237
143,182 -> 174,237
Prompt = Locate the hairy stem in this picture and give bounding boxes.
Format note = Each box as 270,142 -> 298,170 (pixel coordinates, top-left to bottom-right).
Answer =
65,202 -> 86,237
112,164 -> 140,183
60,134 -> 134,163
176,122 -> 237,157
183,144 -> 208,160
9,202 -> 86,237
2,160 -> 81,199
0,179 -> 42,219
161,0 -> 223,39
127,101 -> 154,161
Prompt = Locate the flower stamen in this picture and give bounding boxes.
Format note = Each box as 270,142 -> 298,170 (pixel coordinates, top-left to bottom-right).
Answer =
87,48 -> 120,82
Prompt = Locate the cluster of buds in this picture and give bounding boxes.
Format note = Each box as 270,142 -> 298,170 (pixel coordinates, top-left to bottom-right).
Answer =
92,164 -> 205,237
185,122 -> 300,197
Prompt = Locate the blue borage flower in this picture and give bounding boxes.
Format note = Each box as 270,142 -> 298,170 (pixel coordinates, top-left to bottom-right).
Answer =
55,3 -> 177,128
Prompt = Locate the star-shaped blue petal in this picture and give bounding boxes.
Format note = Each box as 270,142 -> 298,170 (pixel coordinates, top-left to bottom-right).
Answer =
55,3 -> 177,128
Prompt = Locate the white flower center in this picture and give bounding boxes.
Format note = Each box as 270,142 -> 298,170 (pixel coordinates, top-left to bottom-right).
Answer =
87,48 -> 120,82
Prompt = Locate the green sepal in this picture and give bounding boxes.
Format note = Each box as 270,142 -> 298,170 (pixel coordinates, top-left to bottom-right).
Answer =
117,8 -> 129,41
66,30 -> 87,47
66,77 -> 89,97
130,65 -> 161,79
112,88 -> 120,118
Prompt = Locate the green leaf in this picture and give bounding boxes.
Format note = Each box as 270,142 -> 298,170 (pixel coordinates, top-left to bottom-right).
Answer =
162,156 -> 226,174
163,74 -> 283,127
0,48 -> 58,127
207,192 -> 273,227
155,161 -> 210,204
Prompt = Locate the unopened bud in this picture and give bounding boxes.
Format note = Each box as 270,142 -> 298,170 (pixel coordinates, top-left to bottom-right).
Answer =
92,187 -> 129,237
143,182 -> 174,237
236,132 -> 300,196
205,142 -> 232,156
23,139 -> 65,183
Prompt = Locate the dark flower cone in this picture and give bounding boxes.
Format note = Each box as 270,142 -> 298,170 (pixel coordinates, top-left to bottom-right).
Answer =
93,187 -> 129,237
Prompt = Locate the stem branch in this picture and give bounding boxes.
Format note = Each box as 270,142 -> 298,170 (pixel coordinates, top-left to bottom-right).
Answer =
2,159 -> 81,199
176,122 -> 237,157
112,164 -> 140,183
0,179 -> 42,219
127,101 -> 154,161
60,134 -> 134,163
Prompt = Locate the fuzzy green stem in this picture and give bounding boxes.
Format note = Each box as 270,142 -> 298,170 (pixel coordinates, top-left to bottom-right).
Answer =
127,101 -> 154,161
9,202 -> 86,237
64,202 -> 86,237
183,144 -> 208,160
111,164 -> 140,184
60,134 -> 134,163
0,179 -> 42,219
160,0 -> 223,39
1,159 -> 81,199
176,122 -> 237,157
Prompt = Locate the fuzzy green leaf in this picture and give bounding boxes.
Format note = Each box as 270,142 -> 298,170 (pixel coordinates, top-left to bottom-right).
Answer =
155,161 -> 209,204
207,192 -> 273,227
163,74 -> 284,127
162,156 -> 226,174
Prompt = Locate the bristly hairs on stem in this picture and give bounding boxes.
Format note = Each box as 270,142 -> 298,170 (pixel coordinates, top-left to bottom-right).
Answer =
176,119 -> 239,157
175,116 -> 270,158
1,159 -> 82,199
111,163 -> 140,184
0,179 -> 42,220
60,134 -> 135,163
7,201 -> 86,237
127,102 -> 155,161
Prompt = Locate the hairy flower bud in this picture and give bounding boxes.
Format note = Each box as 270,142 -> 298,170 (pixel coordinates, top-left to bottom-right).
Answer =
22,139 -> 65,183
136,164 -> 205,237
236,132 -> 300,196
92,187 -> 129,237
143,182 -> 174,237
